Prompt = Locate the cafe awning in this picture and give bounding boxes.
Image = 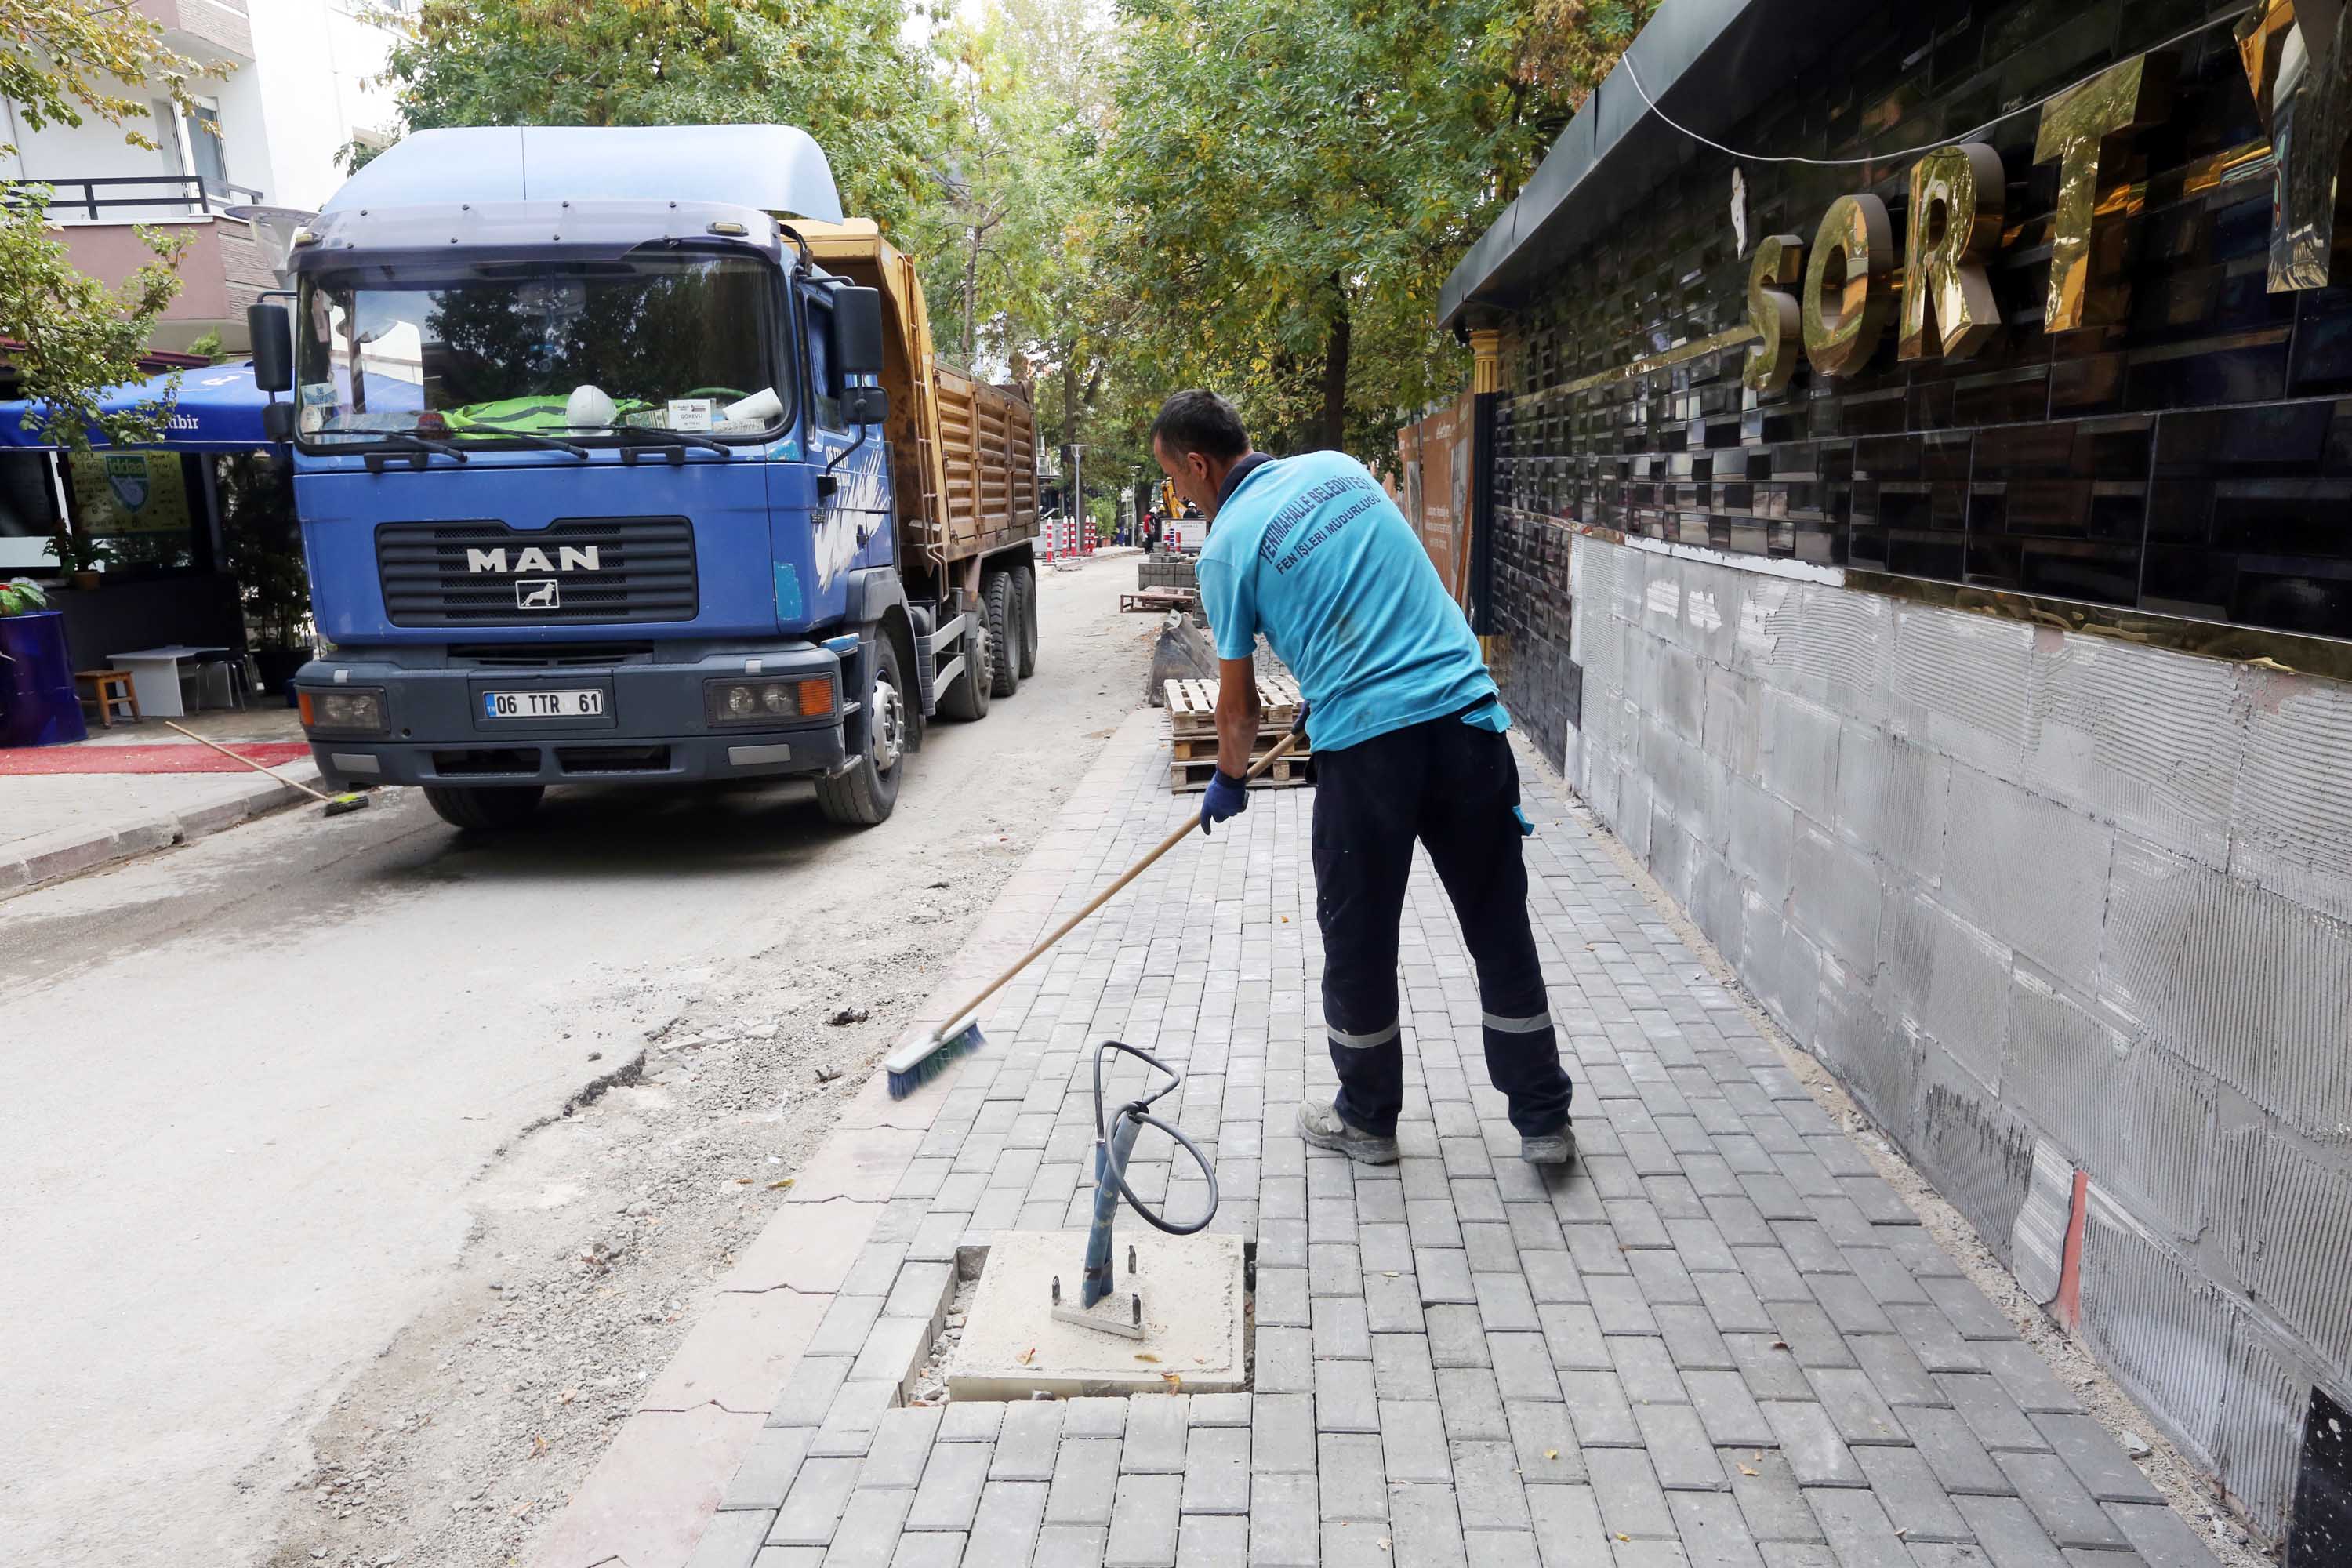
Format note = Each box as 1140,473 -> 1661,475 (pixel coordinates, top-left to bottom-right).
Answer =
0,361 -> 277,453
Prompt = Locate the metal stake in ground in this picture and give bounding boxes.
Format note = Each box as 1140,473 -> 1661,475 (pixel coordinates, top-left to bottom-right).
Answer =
1049,1039 -> 1218,1339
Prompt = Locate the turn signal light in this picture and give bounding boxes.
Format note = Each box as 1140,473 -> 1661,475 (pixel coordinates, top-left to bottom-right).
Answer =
299,688 -> 387,735
704,676 -> 833,727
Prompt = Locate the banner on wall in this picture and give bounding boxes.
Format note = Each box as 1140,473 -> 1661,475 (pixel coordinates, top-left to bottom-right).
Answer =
69,451 -> 190,537
1396,390 -> 1475,607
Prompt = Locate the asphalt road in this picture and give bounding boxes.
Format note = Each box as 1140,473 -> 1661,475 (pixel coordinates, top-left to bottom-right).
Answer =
0,552 -> 1159,1566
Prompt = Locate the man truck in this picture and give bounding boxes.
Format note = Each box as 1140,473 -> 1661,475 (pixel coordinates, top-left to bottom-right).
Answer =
249,125 -> 1040,830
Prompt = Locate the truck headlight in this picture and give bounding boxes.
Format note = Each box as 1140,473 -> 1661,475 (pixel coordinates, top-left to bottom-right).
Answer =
299,688 -> 387,735
705,677 -> 832,726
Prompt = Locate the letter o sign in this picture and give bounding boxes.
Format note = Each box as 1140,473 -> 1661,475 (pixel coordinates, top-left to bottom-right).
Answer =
1802,194 -> 1896,379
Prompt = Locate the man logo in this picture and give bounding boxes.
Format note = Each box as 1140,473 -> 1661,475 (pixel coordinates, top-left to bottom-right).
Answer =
466,546 -> 601,574
516,579 -> 561,611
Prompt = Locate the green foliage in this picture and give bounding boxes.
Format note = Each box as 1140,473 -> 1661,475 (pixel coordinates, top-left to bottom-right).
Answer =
0,0 -> 220,146
377,0 -> 949,231
42,527 -> 112,573
1519,0 -> 1661,107
219,455 -> 310,647
0,576 -> 49,616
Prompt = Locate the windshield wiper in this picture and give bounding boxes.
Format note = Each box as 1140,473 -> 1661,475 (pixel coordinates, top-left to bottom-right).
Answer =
612,425 -> 730,459
447,422 -> 590,459
342,432 -> 469,472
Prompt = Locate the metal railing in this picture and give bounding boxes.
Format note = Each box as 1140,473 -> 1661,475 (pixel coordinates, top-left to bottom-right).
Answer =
4,174 -> 266,220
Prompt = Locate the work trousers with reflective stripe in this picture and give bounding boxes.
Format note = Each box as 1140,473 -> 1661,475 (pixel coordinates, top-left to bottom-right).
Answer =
1311,713 -> 1573,1138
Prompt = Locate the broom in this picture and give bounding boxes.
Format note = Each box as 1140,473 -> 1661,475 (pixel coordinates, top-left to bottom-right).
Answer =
162,721 -> 372,816
884,711 -> 1306,1098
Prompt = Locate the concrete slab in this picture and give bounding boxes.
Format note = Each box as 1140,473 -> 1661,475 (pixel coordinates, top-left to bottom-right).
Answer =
948,1229 -> 1247,1399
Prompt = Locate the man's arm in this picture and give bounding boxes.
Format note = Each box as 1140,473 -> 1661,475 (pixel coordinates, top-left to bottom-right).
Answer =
1214,655 -> 1261,779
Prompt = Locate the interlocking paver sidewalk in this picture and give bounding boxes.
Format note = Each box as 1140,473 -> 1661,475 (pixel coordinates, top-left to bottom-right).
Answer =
684,709 -> 2215,1568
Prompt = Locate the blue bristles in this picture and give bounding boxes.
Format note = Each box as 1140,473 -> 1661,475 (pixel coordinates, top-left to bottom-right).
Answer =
884,1019 -> 985,1099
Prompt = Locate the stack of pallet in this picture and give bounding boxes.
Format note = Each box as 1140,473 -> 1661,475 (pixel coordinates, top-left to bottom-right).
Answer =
1138,555 -> 1200,593
1163,673 -> 1309,793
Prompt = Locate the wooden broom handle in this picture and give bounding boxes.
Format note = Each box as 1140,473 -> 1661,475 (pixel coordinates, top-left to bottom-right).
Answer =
163,720 -> 334,803
933,726 -> 1303,1039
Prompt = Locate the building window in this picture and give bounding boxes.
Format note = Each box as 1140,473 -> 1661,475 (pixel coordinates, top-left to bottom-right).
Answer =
184,103 -> 230,201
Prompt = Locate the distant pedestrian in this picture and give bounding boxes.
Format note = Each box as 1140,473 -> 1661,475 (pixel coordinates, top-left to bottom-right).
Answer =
1151,390 -> 1574,1167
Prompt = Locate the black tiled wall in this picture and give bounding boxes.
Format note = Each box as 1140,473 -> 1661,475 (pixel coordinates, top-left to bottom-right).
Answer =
1491,0 -> 2352,754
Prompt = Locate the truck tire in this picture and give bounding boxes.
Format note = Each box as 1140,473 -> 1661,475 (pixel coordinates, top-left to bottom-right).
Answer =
423,785 -> 544,831
1014,562 -> 1038,678
815,635 -> 906,826
935,607 -> 992,721
985,569 -> 1020,699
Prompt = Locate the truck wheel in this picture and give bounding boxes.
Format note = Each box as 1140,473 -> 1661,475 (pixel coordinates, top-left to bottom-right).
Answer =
985,569 -> 1021,699
815,636 -> 906,827
423,785 -> 544,831
935,607 -> 992,721
1014,563 -> 1038,678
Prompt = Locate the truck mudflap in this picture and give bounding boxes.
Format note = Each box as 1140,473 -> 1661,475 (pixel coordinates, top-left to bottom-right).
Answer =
293,645 -> 850,790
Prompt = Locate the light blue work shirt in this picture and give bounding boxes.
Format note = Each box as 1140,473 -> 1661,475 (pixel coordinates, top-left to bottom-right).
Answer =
1196,449 -> 1505,755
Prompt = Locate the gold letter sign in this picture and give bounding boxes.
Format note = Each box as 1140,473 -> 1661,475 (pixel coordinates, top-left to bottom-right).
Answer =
1900,143 -> 2007,361
1802,195 -> 1894,378
2238,0 -> 2352,290
1744,234 -> 1805,393
2034,54 -> 2174,331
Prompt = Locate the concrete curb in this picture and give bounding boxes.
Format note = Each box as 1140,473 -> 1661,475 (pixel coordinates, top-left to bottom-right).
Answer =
0,763 -> 325,900
528,711 -> 1164,1568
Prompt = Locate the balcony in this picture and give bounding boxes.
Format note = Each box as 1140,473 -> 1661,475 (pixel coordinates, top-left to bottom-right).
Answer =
5,176 -> 278,356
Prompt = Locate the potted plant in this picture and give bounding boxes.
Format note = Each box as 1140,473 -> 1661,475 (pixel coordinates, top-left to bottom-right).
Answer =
0,576 -> 88,746
42,528 -> 113,590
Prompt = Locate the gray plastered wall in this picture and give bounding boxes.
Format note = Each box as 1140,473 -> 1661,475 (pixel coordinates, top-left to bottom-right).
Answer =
1561,529 -> 2352,1542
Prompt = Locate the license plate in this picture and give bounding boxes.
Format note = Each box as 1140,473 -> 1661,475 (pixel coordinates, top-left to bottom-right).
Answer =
483,688 -> 605,719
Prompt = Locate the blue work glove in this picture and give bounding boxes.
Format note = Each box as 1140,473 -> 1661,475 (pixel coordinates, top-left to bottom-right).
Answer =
1199,769 -> 1249,834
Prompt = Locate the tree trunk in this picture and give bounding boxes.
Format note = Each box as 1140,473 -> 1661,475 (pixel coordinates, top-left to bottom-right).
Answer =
1318,289 -> 1351,452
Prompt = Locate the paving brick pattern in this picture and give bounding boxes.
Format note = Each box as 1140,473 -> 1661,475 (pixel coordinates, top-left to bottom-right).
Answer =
687,713 -> 2213,1568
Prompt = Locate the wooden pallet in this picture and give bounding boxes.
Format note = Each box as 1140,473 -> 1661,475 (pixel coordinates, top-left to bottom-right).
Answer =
1121,588 -> 1198,613
1170,754 -> 1310,793
1163,675 -> 1301,734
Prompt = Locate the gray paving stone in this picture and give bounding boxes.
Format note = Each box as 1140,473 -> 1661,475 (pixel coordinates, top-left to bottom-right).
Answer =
1755,1546 -> 1838,1568
1684,1368 -> 1775,1448
1559,1367 -> 1642,1445
1430,1303 -> 1492,1367
1846,1329 -> 1940,1408
1436,1365 -> 1509,1440
1955,1494 -> 2070,1566
1503,1399 -> 1583,1482
2106,1501 -> 2223,1567
724,1426 -> 815,1511
1181,1422 -> 1250,1513
1668,1490 -> 1767,1568
1801,1486 -> 1913,1568
1256,1324 -> 1315,1392
1854,1443 -> 1970,1541
1657,1302 -> 1738,1371
1725,1333 -> 1814,1403
809,1379 -> 897,1458
992,1400 -> 1065,1481
1587,1273 -> 1660,1334
1373,1331 -> 1440,1399
828,1490 -> 916,1567
905,1439 -> 993,1532
937,1401 -> 1002,1443
771,1457 -> 864,1546
1318,1432 -> 1390,1520
1489,1331 -> 1563,1403
1065,1396 -> 1128,1439
1048,1438 -> 1122,1526
1316,1355 -> 1381,1433
1104,1473 -> 1181,1567
1381,1399 -> 1453,1483
1941,1371 -> 2053,1452
1522,1250 -> 1588,1304
1174,1515 -> 1248,1568
769,1357 -> 855,1429
1762,1401 -> 1866,1488
1256,1266 -> 1309,1327
1450,1438 -> 1533,1529
687,1509 -> 771,1568
886,1532 -> 964,1568
1882,1301 -> 1984,1372
1033,1523 -> 1107,1568
1995,1450 -> 2129,1549
1464,1529 -> 1544,1568
1897,1402 -> 2014,1496
1363,1269 -> 1424,1334
857,1407 -> 944,1490
1122,1392 -> 1189,1474
1804,1366 -> 1905,1445
1251,1392 -> 1316,1474
1730,1451 -> 1828,1544
1525,1483 -> 1613,1568
1585,1447 -> 1676,1537
1610,1333 -> 1690,1405
1921,1275 -> 2020,1341
1389,1482 -> 1472,1568
967,1480 -> 1049,1565
1189,1392 -> 1252,1425
1248,1471 -> 1319,1566
1635,1400 -> 1728,1490
1768,1301 -> 1860,1370
1418,1245 -> 1479,1302
1537,1302 -> 1611,1370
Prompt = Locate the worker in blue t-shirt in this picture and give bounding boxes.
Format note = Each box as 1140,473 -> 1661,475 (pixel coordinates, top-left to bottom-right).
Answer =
1151,390 -> 1574,1167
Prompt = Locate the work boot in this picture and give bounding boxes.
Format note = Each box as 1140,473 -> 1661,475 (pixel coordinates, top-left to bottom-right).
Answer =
1297,1101 -> 1399,1165
1520,1125 -> 1577,1167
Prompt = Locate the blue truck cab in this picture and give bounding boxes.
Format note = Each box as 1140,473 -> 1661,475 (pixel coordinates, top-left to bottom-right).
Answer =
254,125 -> 1040,830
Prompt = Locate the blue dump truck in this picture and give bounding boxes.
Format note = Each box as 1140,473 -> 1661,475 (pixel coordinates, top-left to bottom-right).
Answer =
249,125 -> 1041,829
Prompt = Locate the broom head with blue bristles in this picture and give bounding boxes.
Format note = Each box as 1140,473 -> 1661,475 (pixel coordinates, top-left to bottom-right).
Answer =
884,1016 -> 985,1098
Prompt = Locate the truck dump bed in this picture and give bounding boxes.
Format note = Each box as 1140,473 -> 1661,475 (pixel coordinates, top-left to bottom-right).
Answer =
796,220 -> 1039,571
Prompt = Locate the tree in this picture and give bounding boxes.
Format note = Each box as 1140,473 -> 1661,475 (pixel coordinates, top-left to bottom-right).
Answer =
0,0 -> 221,450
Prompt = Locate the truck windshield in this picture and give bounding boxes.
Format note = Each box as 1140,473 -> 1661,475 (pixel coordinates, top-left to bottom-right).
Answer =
293,252 -> 786,447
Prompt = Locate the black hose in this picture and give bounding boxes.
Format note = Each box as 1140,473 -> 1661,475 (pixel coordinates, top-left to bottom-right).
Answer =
1090,1040 -> 1218,1236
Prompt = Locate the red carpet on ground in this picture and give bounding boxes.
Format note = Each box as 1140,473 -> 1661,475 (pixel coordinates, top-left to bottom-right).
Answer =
0,742 -> 311,775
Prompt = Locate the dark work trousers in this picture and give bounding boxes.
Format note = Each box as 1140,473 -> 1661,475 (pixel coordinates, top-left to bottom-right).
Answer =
1312,713 -> 1573,1138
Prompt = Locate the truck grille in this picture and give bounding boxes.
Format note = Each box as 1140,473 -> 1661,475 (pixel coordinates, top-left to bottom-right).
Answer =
376,519 -> 698,627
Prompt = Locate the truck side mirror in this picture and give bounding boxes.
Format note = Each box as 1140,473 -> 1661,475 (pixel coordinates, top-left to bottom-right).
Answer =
831,287 -> 884,379
249,301 -> 294,393
262,402 -> 296,442
844,385 -> 889,427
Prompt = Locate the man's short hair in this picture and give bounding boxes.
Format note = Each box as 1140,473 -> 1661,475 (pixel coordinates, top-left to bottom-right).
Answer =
1151,390 -> 1250,462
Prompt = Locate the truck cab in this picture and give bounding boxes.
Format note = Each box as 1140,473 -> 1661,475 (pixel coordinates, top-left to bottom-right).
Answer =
260,125 -> 1037,830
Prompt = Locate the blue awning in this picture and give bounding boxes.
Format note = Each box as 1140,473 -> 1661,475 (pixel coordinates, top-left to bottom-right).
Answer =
0,361 -> 277,453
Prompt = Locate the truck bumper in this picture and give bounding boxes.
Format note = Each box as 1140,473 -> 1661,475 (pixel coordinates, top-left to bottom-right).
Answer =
292,644 -> 850,790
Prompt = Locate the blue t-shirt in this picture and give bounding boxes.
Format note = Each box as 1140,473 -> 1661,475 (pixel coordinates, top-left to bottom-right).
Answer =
1196,450 -> 1504,754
